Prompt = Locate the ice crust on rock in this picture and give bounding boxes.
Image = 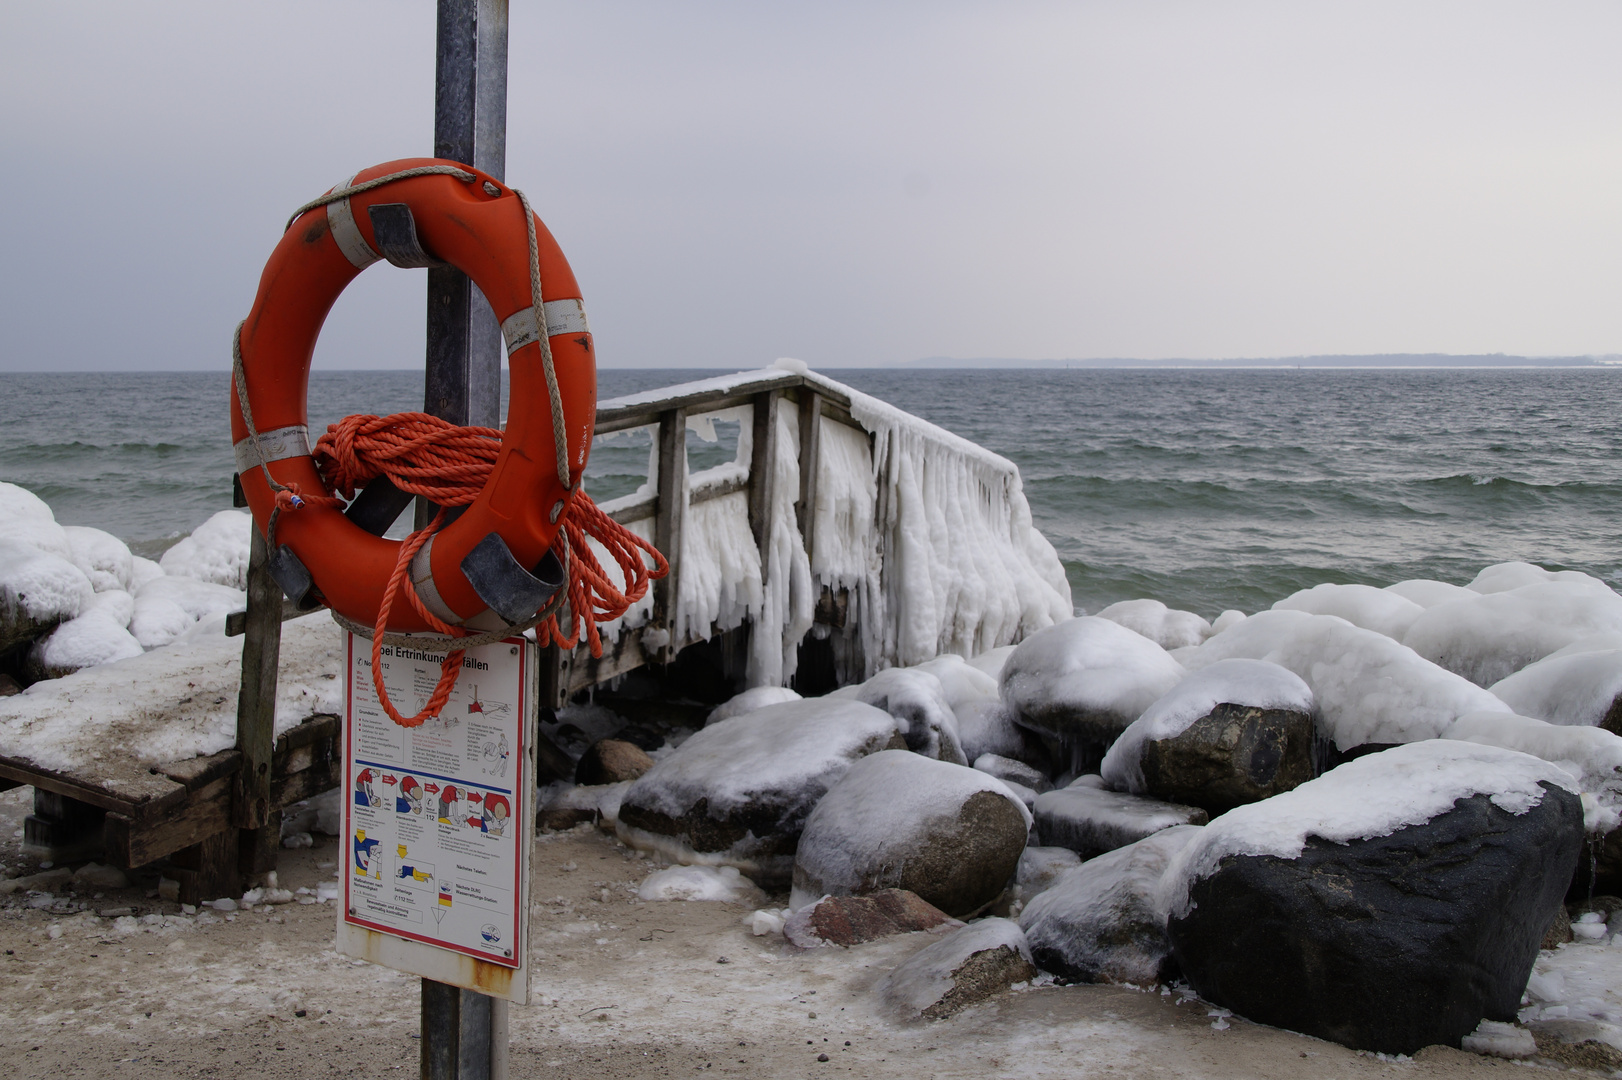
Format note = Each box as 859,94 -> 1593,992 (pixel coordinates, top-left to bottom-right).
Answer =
1161,740 -> 1580,919
158,509 -> 253,589
1095,599 -> 1212,651
874,917 -> 1035,1021
707,686 -> 801,725
1403,580 -> 1622,687
636,864 -> 764,904
954,699 -> 1048,771
1000,617 -> 1186,746
908,653 -> 999,712
1014,845 -> 1082,902
615,697 -> 901,878
0,538 -> 92,629
62,526 -> 134,593
1440,711 -> 1622,834
790,749 -> 1030,915
1385,579 -> 1479,609
831,667 -> 966,763
1272,583 -> 1424,641
966,645 -> 1017,682
1020,824 -> 1202,985
1489,649 -> 1622,732
1034,776 -> 1207,859
1189,609 -> 1510,750
1101,659 -> 1315,794
0,612 -> 342,771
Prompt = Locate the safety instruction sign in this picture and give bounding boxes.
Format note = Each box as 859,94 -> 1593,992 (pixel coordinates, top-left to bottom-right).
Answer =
338,632 -> 532,997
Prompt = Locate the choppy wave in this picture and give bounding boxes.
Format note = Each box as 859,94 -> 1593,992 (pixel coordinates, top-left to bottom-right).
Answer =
3,366 -> 1620,617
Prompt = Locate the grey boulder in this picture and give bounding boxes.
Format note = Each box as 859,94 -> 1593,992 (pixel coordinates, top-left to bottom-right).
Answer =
1033,776 -> 1207,858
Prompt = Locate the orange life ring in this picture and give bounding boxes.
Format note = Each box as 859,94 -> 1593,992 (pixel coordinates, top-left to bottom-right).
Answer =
230,157 -> 595,633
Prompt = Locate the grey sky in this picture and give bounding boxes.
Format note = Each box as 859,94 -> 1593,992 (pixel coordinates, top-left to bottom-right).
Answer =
2,2 -> 1619,371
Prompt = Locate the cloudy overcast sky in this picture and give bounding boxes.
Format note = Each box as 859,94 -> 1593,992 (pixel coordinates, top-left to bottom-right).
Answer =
2,2 -> 1619,370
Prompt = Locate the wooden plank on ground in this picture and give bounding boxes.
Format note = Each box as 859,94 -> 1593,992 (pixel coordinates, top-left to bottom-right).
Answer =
0,753 -> 184,817
103,774 -> 234,869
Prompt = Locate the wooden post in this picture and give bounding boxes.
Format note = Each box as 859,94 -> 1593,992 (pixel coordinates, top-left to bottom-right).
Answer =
651,408 -> 688,665
233,526 -> 280,832
796,389 -> 822,567
748,390 -> 781,583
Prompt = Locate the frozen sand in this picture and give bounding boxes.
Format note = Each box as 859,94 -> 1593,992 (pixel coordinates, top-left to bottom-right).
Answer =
0,791 -> 1584,1080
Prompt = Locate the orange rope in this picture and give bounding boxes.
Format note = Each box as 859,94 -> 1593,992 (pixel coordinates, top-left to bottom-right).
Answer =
283,412 -> 667,727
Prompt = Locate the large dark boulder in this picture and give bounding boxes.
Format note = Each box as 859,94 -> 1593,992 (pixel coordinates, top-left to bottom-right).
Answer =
1166,743 -> 1585,1055
791,750 -> 1030,917
1101,659 -> 1322,814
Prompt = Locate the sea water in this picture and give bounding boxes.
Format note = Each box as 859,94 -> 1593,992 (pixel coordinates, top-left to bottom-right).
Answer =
2,367 -> 1618,619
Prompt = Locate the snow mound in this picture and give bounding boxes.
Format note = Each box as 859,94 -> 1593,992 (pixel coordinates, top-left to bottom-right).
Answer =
1385,579 -> 1479,609
0,538 -> 92,624
0,482 -> 72,561
707,686 -> 801,725
908,653 -> 1000,712
1100,659 -> 1314,792
1095,599 -> 1212,651
62,526 -> 134,593
1490,650 -> 1622,731
833,667 -> 966,763
0,611 -> 342,772
30,611 -> 143,677
1272,583 -> 1423,641
1404,580 -> 1622,687
1189,609 -> 1510,750
1000,617 -> 1186,743
1161,741 -> 1579,919
789,750 -> 1030,911
1468,561 -> 1611,595
159,510 -> 253,589
130,576 -> 245,648
637,865 -> 764,903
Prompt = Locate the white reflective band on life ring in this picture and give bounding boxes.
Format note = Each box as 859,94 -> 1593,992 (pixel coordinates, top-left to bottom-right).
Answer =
233,424 -> 311,475
408,535 -> 463,627
500,298 -> 590,355
326,174 -> 382,270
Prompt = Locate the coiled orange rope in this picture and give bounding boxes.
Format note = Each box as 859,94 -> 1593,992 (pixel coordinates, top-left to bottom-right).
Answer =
285,412 -> 666,727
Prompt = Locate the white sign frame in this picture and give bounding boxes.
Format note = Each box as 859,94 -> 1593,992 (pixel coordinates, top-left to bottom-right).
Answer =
336,633 -> 536,1004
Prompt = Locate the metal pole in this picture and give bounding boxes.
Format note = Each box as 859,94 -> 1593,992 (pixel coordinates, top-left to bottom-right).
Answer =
421,3 -> 511,1078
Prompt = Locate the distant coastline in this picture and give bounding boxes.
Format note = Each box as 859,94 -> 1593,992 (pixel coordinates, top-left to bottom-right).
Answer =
902,353 -> 1622,370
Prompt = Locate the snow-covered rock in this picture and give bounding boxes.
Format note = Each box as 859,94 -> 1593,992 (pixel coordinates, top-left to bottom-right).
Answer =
574,739 -> 654,786
908,652 -> 1000,712
972,753 -> 1051,794
965,645 -> 1016,682
706,685 -> 801,725
1020,824 -> 1201,985
1033,776 -> 1206,858
128,555 -> 165,592
615,698 -> 902,883
0,538 -> 94,653
1209,610 -> 1247,635
1404,580 -> 1622,687
0,482 -> 73,561
832,667 -> 967,764
129,575 -> 245,648
954,699 -> 1052,773
1467,561 -> 1611,595
27,610 -> 143,679
1100,659 -> 1320,813
1189,609 -> 1510,750
1094,599 -> 1212,651
61,526 -> 134,593
1385,578 -> 1479,608
999,617 -> 1186,752
874,917 -> 1035,1021
790,750 -> 1030,917
158,509 -> 253,590
1272,583 -> 1424,641
1164,741 -> 1585,1055
636,864 -> 764,903
83,589 -> 135,630
1440,711 -> 1622,835
1489,650 -> 1622,734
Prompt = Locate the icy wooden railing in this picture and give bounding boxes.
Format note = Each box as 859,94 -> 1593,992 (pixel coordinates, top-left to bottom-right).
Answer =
540,363 -> 1073,706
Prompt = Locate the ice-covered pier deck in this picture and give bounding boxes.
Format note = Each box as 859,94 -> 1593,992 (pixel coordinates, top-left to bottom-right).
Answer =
0,365 -> 1069,899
